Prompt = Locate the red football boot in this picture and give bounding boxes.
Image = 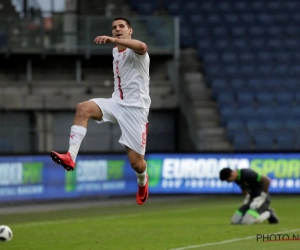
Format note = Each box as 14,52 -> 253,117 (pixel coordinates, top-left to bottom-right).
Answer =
50,151 -> 75,171
136,174 -> 149,205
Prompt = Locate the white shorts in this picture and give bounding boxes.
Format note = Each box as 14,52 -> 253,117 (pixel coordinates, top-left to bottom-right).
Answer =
90,98 -> 149,155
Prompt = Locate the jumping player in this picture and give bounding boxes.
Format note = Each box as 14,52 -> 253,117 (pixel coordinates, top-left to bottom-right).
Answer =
50,17 -> 150,205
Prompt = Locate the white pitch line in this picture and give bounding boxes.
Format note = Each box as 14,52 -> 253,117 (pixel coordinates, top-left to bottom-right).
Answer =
169,228 -> 300,250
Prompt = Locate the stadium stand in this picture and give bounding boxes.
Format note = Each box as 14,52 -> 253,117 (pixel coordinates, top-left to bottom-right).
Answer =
131,0 -> 300,151
2,0 -> 300,152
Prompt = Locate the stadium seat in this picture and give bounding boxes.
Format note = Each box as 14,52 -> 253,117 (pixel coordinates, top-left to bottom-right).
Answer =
239,52 -> 255,63
237,107 -> 257,121
165,2 -> 181,15
248,78 -> 266,92
221,52 -> 238,63
252,130 -> 275,151
189,15 -> 204,26
211,79 -> 228,97
256,51 -> 272,63
207,14 -> 222,24
256,106 -> 276,120
240,13 -> 256,24
221,108 -> 238,126
230,78 -> 247,92
204,52 -> 219,64
275,92 -> 294,106
256,93 -> 275,106
232,133 -> 252,150
276,130 -> 297,150
284,0 -> 299,10
236,92 -> 255,107
184,2 -> 199,14
137,3 -> 154,15
226,118 -> 244,129
232,1 -> 248,11
224,13 -> 239,24
250,39 -> 265,49
246,119 -> 264,130
275,106 -> 294,120
249,26 -> 265,37
267,1 -> 283,10
231,26 -> 247,37
195,27 -> 210,39
232,39 -> 248,50
218,2 -> 231,12
264,119 -> 284,129
291,106 -> 300,119
217,92 -> 236,108
284,119 -> 300,129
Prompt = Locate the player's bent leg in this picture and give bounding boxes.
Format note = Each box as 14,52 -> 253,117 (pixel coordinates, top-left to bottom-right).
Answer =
241,209 -> 271,224
231,205 -> 248,224
241,212 -> 257,225
126,147 -> 148,205
50,101 -> 104,171
231,210 -> 243,224
254,211 -> 271,224
74,101 -> 103,127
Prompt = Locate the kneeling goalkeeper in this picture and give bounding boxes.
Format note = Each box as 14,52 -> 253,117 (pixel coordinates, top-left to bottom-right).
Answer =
219,168 -> 279,225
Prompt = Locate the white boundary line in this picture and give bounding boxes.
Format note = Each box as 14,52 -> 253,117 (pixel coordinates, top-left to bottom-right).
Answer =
169,228 -> 300,250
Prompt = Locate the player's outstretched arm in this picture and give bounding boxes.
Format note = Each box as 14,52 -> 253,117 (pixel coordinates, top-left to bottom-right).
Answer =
94,36 -> 147,54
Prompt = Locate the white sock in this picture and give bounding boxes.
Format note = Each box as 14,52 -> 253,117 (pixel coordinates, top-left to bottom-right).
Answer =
68,125 -> 87,162
136,166 -> 147,187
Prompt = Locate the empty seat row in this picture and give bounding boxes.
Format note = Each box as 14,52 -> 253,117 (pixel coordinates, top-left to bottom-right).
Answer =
191,25 -> 300,37
228,128 -> 299,151
211,78 -> 299,93
221,108 -> 300,125
204,51 -> 295,64
205,64 -> 300,78
198,40 -> 300,52
185,13 -> 300,25
217,92 -> 300,109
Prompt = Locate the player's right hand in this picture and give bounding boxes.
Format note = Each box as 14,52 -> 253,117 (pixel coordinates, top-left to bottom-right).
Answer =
94,36 -> 116,44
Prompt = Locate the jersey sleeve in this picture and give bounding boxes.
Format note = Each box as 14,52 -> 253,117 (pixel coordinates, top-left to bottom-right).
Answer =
240,169 -> 261,182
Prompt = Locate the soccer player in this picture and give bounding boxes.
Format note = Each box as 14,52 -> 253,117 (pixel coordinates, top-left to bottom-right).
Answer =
219,167 -> 279,224
50,17 -> 150,205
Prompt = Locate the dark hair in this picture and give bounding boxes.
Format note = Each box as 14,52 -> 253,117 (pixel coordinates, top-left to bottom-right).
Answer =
219,168 -> 233,181
113,17 -> 132,28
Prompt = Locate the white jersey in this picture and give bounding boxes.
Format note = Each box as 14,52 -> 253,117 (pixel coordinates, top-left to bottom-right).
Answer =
112,47 -> 151,109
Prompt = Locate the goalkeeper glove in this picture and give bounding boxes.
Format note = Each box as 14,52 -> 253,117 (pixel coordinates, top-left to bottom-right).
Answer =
243,194 -> 250,205
250,192 -> 268,209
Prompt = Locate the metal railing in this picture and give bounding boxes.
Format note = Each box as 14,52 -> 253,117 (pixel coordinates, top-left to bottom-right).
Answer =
0,15 -> 178,57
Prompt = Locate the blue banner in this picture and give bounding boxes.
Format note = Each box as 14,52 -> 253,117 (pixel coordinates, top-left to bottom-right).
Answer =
0,153 -> 299,202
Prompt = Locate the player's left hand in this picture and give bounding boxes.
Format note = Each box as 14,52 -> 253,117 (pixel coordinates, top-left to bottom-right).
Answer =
94,36 -> 116,44
250,192 -> 268,209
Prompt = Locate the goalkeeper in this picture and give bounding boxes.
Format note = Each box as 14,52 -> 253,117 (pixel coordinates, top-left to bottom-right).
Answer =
219,167 -> 279,225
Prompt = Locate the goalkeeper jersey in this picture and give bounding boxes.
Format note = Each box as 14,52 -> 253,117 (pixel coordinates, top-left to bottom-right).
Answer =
235,169 -> 263,198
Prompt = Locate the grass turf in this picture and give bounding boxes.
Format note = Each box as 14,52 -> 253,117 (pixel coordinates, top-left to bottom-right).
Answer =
1,195 -> 300,250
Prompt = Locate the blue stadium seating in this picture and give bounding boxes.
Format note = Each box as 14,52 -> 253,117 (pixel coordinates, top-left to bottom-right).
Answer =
128,0 -> 300,150
252,130 -> 275,151
276,130 -> 297,150
233,133 -> 252,150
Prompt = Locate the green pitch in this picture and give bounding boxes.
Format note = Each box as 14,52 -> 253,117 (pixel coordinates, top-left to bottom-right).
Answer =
1,195 -> 300,250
